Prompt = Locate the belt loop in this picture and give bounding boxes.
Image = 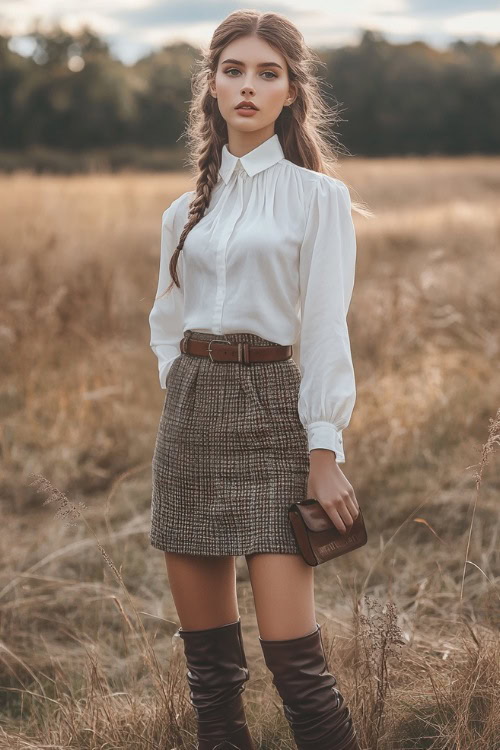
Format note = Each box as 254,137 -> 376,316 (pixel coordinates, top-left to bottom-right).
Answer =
243,342 -> 250,365
181,329 -> 193,353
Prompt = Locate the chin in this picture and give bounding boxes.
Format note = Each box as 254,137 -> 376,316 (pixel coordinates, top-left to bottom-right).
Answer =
230,114 -> 272,128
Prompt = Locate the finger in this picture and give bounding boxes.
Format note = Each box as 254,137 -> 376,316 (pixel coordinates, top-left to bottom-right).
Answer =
336,503 -> 355,531
345,495 -> 360,520
346,488 -> 359,513
352,492 -> 360,513
326,507 -> 348,535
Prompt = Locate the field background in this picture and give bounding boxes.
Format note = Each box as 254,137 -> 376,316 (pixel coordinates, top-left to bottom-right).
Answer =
0,157 -> 499,748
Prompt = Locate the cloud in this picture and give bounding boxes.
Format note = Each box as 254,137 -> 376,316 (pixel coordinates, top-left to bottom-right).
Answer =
116,0 -> 295,29
407,0 -> 500,14
443,10 -> 500,39
3,0 -> 499,66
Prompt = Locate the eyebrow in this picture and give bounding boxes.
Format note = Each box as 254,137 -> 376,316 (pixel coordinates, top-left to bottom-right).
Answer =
221,58 -> 283,70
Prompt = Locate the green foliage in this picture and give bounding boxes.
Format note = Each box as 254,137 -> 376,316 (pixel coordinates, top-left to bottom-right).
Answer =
0,24 -> 499,164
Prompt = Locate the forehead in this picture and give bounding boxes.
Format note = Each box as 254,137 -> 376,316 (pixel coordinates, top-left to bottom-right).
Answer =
219,34 -> 285,66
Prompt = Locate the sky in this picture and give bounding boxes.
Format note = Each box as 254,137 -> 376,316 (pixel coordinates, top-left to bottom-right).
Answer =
1,0 -> 500,64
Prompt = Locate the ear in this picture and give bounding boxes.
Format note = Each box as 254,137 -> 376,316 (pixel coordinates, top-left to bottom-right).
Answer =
208,75 -> 217,98
287,84 -> 298,105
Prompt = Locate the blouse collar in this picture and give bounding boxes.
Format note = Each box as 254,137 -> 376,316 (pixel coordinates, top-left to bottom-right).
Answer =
219,133 -> 284,184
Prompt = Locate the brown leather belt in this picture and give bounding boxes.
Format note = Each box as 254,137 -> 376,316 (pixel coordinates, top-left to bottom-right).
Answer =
180,332 -> 293,365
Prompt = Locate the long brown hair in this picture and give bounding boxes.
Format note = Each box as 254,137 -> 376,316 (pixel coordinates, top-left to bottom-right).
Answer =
163,9 -> 369,296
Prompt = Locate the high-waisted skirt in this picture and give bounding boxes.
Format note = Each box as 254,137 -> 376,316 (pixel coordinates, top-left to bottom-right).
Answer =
150,329 -> 310,556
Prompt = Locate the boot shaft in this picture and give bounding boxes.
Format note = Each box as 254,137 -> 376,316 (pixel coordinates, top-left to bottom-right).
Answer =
178,617 -> 255,750
259,623 -> 360,750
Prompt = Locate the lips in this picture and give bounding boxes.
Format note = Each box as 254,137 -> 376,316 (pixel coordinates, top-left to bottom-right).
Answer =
235,101 -> 258,110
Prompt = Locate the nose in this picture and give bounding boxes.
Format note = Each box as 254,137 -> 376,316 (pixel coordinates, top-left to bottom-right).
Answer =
241,83 -> 255,96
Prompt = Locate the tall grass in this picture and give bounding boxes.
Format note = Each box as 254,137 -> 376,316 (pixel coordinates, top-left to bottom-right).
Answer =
0,158 -> 499,748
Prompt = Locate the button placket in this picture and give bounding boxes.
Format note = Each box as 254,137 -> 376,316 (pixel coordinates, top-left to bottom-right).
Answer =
211,172 -> 245,333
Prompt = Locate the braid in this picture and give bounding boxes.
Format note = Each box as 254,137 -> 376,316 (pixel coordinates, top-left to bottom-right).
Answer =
165,129 -> 222,295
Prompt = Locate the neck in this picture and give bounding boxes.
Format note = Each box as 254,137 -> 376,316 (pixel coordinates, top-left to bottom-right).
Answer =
226,126 -> 275,157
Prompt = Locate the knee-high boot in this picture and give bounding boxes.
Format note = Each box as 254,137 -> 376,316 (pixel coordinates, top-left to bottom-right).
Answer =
259,622 -> 360,750
177,617 -> 255,750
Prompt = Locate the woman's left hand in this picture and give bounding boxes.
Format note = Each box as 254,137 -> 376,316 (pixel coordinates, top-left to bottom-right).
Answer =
306,449 -> 360,534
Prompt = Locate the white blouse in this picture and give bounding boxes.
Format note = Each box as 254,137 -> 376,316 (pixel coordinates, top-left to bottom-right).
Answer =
149,133 -> 357,463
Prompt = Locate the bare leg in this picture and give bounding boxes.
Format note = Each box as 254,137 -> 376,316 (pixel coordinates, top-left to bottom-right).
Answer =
164,551 -> 239,629
245,552 -> 316,639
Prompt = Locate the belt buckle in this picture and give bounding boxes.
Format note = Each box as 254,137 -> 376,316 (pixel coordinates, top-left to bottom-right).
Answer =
208,337 -> 231,363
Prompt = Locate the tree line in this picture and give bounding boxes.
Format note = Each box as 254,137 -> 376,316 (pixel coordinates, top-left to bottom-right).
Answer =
0,24 -> 499,169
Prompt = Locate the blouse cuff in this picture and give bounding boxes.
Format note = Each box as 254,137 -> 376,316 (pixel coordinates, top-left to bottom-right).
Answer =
307,421 -> 345,463
157,349 -> 181,389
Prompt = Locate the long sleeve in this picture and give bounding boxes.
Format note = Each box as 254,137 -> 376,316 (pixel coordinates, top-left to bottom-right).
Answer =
297,176 -> 357,463
149,197 -> 185,389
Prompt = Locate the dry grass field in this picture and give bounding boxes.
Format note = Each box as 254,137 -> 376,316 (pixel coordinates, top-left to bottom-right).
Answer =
0,157 -> 499,749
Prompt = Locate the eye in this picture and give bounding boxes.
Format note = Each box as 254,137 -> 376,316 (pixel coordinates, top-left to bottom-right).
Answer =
223,68 -> 277,79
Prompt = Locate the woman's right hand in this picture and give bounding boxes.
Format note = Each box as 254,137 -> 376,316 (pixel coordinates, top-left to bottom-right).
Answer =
306,449 -> 360,534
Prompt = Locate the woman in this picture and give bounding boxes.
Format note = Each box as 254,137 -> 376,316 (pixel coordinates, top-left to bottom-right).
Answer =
149,9 -> 364,750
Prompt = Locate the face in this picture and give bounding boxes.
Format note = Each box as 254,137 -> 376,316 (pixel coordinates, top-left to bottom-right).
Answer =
209,34 -> 296,135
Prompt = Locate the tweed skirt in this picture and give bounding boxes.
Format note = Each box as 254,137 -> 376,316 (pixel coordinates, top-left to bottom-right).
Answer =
150,329 -> 310,556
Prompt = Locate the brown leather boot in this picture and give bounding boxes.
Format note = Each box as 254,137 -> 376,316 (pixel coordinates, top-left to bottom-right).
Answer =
259,622 -> 360,750
177,617 -> 255,750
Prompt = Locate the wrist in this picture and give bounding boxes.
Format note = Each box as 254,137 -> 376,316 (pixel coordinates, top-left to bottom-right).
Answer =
310,448 -> 338,463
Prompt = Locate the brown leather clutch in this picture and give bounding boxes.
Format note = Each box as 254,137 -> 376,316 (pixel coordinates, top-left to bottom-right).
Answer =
288,498 -> 368,566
